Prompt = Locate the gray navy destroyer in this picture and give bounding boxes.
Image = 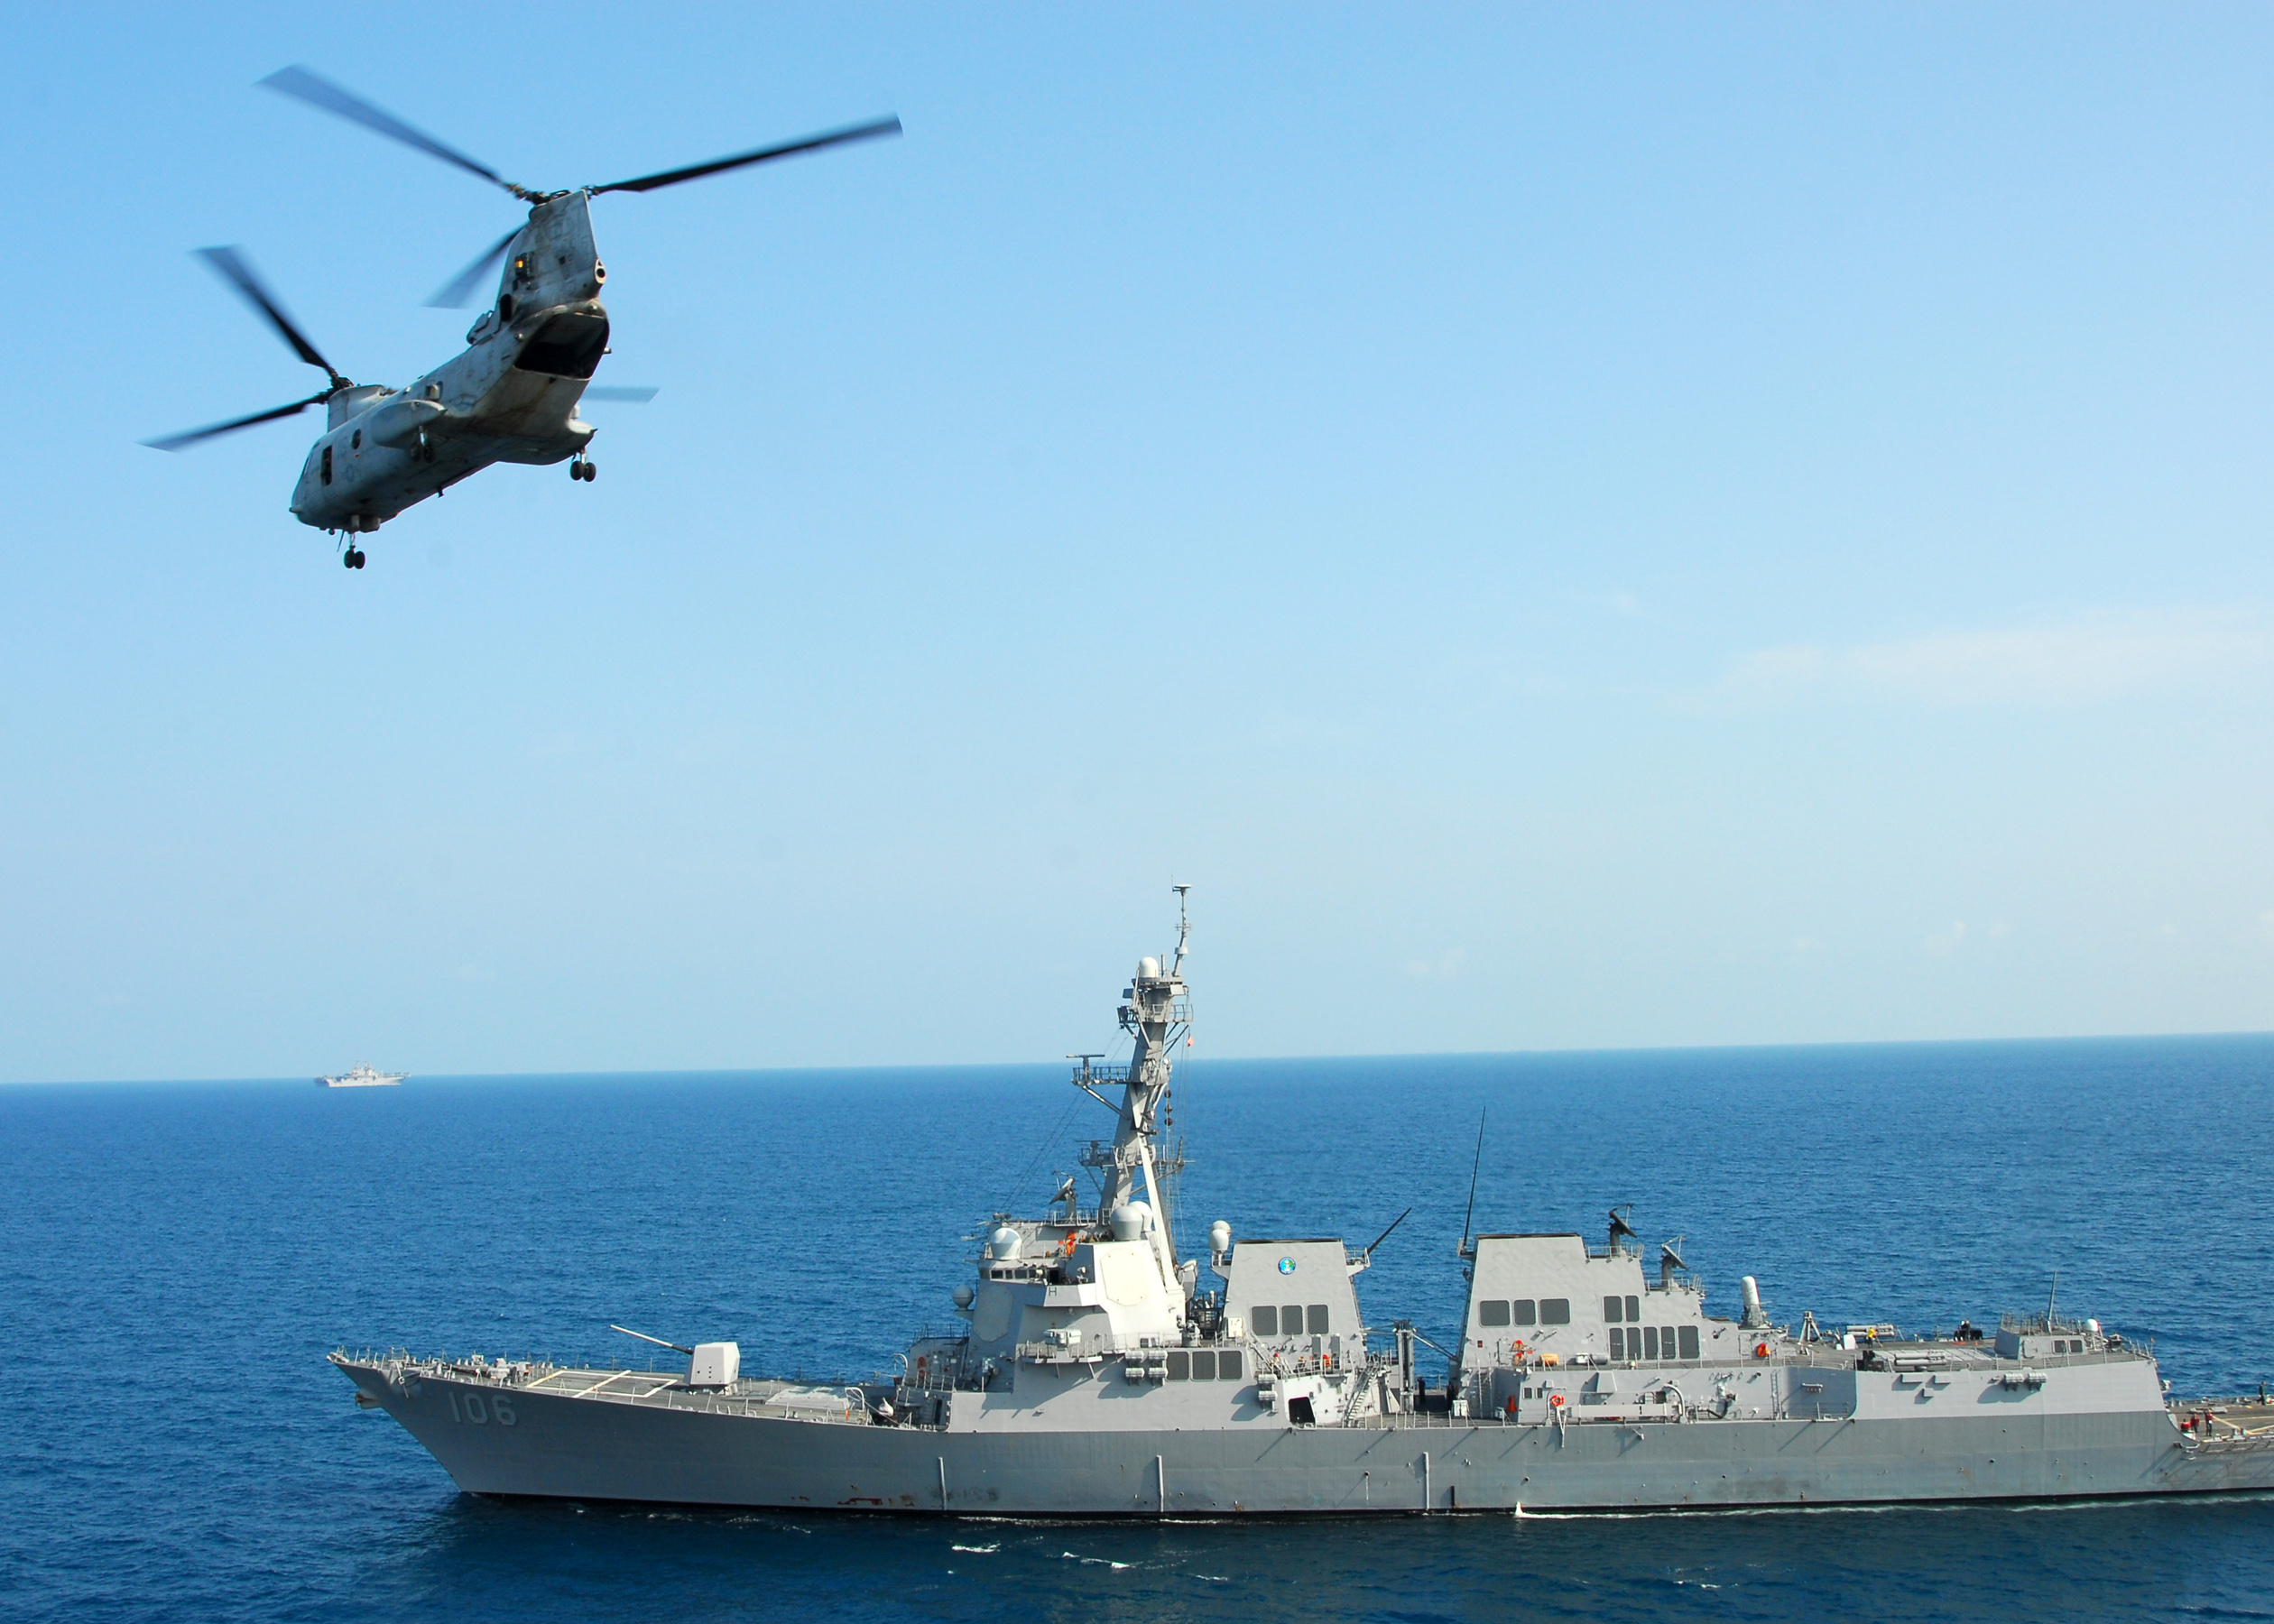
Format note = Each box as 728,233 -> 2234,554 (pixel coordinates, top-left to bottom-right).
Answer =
335,891 -> 2274,1513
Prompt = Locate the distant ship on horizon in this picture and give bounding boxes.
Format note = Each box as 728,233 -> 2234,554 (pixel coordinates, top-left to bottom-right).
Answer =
316,1066 -> 406,1089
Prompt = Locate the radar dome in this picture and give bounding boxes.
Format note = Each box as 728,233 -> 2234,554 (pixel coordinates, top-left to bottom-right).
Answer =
1108,1203 -> 1150,1241
1138,955 -> 1160,978
987,1226 -> 1021,1260
952,1284 -> 975,1309
1208,1220 -> 1232,1255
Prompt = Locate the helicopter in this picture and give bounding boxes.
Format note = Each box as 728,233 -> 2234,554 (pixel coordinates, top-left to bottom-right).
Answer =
146,66 -> 899,568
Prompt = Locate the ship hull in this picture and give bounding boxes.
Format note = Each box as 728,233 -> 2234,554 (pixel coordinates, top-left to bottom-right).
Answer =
337,1360 -> 2274,1514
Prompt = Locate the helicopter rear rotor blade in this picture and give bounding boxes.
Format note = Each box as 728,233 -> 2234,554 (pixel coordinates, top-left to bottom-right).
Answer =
195,247 -> 347,386
587,115 -> 901,196
259,66 -> 539,202
582,386 -> 659,402
425,226 -> 524,309
143,390 -> 333,452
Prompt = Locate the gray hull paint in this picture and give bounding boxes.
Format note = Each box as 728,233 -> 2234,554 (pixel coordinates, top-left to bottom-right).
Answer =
339,1361 -> 2274,1514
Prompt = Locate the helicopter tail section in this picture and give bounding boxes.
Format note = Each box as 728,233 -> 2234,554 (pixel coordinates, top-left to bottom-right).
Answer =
493,193 -> 603,325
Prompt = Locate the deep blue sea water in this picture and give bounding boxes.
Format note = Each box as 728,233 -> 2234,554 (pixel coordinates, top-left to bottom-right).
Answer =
5,1036 -> 2272,1622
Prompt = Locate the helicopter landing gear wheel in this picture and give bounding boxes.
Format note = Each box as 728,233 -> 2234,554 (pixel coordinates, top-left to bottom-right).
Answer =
570,457 -> 596,482
341,547 -> 365,569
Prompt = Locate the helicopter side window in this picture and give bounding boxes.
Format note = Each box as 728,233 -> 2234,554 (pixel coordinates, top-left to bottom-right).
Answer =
319,446 -> 332,485
350,429 -> 361,451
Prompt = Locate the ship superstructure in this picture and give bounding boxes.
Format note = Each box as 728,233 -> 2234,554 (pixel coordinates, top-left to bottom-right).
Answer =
331,893 -> 2274,1512
317,1065 -> 406,1088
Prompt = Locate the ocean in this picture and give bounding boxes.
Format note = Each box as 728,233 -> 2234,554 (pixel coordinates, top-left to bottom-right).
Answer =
3,1036 -> 2270,1622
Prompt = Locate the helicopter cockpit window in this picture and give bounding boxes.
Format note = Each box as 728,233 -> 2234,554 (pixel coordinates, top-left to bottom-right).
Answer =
319,446 -> 332,485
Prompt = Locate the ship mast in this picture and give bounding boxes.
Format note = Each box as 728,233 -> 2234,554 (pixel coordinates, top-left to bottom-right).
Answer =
1078,886 -> 1192,1270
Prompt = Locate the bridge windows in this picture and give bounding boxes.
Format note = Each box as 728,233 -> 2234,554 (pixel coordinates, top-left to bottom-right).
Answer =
1478,1299 -> 1543,1328
1539,1298 -> 1571,1325
1163,1350 -> 1244,1380
1481,1300 -> 1510,1327
1612,1324 -> 1701,1360
1242,1304 -> 1325,1335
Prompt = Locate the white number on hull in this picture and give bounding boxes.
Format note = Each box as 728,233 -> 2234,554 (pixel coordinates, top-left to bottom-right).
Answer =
447,1390 -> 516,1426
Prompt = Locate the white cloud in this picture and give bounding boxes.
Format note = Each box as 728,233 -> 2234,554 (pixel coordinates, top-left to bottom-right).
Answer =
1402,947 -> 1467,980
1696,607 -> 2273,710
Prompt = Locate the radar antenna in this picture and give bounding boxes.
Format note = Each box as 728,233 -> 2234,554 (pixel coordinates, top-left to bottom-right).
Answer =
1608,1204 -> 1638,1256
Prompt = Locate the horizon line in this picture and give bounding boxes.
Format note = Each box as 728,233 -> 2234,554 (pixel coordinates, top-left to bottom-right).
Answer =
7,1026 -> 2270,1089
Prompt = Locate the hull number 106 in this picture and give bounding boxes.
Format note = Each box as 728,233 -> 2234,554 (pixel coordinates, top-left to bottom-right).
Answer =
448,1389 -> 517,1426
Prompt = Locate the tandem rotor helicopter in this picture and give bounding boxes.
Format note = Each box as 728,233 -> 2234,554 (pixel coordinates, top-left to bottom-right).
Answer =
146,67 -> 899,568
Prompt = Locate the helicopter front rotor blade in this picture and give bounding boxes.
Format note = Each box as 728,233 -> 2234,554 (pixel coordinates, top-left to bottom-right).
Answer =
582,386 -> 659,402
587,115 -> 901,196
142,391 -> 331,452
425,226 -> 524,309
195,247 -> 347,385
259,66 -> 535,200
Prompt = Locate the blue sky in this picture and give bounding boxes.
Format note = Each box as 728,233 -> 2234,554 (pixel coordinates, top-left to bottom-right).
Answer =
3,5 -> 2270,1082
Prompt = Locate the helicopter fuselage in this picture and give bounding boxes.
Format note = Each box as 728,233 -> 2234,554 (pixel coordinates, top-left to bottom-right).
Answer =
291,191 -> 608,534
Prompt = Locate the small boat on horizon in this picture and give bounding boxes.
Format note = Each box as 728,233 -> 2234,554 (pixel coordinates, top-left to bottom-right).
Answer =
316,1065 -> 407,1089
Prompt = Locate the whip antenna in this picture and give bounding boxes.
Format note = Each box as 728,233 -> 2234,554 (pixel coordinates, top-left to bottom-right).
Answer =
1458,1108 -> 1486,1260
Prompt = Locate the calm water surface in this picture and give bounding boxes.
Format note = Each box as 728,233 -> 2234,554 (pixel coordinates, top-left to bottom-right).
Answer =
3,1037 -> 2270,1621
